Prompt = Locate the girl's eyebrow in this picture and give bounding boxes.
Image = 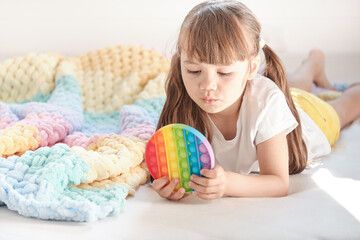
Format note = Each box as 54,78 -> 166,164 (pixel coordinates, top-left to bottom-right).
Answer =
184,59 -> 238,68
184,60 -> 199,64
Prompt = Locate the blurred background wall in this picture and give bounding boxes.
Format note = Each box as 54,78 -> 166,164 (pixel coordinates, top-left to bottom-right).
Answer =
1,0 -> 359,81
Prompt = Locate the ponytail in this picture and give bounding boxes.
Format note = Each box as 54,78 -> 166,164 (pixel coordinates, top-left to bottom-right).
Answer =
262,44 -> 308,174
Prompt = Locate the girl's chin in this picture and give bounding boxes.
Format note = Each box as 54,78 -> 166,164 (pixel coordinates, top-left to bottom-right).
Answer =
198,105 -> 224,114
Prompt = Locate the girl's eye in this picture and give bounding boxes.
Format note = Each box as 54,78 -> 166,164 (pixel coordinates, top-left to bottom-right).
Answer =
187,70 -> 201,74
218,72 -> 232,76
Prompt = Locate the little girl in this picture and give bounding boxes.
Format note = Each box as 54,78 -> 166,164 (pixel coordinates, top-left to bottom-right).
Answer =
152,0 -> 360,200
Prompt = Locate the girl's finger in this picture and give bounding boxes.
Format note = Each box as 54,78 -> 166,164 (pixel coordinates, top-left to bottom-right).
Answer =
194,191 -> 220,200
182,193 -> 192,199
168,188 -> 186,201
200,166 -> 222,179
190,174 -> 218,186
159,178 -> 179,198
188,181 -> 218,194
152,176 -> 170,191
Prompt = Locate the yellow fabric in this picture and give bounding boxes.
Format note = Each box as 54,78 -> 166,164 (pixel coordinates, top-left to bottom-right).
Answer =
290,88 -> 340,146
0,124 -> 40,158
0,45 -> 170,113
316,90 -> 342,101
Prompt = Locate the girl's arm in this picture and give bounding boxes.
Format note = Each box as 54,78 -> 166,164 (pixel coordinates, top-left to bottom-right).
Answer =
188,131 -> 290,199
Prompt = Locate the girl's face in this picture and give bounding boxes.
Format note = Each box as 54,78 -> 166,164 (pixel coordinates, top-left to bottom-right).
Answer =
180,50 -> 259,117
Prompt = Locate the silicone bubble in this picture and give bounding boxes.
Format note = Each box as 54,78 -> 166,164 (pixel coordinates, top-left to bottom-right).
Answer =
145,124 -> 215,193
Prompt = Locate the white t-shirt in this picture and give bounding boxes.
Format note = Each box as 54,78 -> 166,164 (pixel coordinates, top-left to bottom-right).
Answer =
209,74 -> 331,174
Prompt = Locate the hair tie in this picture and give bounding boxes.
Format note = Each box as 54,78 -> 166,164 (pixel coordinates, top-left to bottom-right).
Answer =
259,39 -> 265,49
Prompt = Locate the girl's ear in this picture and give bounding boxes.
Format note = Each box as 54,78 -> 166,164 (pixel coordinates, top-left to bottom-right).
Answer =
248,55 -> 261,80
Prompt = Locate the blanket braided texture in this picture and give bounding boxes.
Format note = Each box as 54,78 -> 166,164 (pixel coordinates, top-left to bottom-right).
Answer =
0,45 -> 170,221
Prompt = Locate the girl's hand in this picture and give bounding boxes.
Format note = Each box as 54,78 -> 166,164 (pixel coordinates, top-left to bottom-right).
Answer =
152,176 -> 190,201
188,165 -> 227,200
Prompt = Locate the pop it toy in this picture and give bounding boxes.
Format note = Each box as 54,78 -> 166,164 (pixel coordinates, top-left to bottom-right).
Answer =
145,124 -> 215,193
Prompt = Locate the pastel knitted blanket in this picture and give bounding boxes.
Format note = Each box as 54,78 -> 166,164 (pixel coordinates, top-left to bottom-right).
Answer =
0,45 -> 170,221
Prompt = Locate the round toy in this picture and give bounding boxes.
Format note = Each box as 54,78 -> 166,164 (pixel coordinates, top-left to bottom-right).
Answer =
145,124 -> 215,193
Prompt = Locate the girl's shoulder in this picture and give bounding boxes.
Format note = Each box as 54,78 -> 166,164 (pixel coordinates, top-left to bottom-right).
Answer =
245,74 -> 284,104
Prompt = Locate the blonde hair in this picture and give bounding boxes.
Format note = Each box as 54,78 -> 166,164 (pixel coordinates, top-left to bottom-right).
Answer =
157,0 -> 308,174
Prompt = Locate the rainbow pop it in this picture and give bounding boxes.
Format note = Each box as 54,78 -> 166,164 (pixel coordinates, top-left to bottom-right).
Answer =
145,124 -> 215,193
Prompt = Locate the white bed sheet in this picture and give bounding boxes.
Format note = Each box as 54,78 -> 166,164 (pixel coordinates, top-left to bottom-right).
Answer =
1,119 -> 359,240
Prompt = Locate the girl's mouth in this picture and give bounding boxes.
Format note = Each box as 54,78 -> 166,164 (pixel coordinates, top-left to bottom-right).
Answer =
202,98 -> 218,104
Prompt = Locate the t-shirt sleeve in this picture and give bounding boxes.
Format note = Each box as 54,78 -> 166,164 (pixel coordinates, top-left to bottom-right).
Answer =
255,91 -> 298,145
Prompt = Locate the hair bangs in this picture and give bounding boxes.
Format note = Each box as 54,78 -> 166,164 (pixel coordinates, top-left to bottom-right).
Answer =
179,5 -> 251,65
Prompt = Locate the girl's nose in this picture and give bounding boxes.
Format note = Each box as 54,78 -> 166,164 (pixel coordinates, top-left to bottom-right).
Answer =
199,73 -> 217,91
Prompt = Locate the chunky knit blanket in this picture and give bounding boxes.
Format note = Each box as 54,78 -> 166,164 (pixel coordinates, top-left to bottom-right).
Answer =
0,45 -> 170,221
